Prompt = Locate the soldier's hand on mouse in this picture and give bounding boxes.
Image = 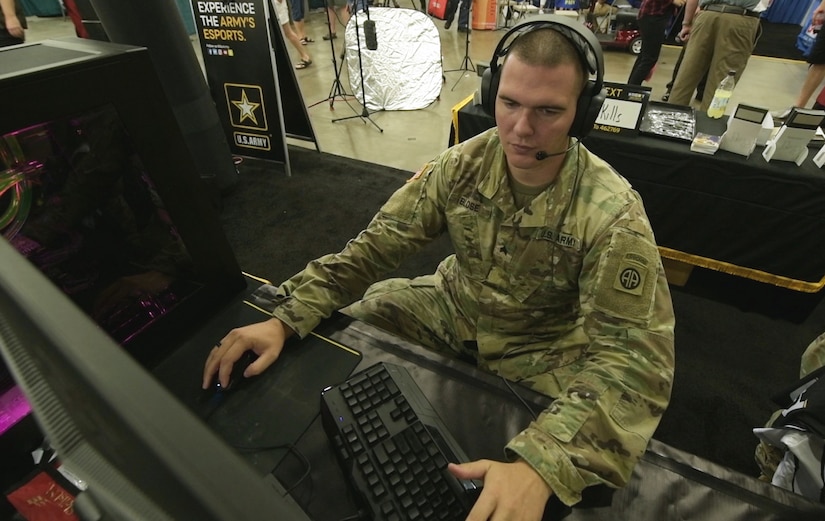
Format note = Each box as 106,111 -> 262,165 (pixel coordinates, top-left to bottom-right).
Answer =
202,318 -> 295,390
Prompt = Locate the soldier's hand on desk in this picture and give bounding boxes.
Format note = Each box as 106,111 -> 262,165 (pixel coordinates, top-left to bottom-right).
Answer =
448,459 -> 552,521
201,318 -> 295,390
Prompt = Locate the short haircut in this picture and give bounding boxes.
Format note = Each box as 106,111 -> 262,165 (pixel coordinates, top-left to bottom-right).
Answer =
503,28 -> 588,92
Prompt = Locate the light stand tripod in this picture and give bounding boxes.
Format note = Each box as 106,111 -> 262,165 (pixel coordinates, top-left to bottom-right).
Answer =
331,6 -> 383,132
443,1 -> 474,92
309,0 -> 353,109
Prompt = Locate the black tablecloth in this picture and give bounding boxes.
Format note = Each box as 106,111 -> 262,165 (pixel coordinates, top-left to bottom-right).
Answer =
451,99 -> 825,292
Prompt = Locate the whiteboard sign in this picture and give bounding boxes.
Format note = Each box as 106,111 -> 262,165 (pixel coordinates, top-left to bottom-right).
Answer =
592,83 -> 650,135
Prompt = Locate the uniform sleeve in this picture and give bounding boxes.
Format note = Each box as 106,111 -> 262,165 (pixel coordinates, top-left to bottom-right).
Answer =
272,159 -> 454,337
505,198 -> 676,506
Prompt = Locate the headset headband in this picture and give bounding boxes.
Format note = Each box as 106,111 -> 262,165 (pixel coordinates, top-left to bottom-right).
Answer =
488,15 -> 604,94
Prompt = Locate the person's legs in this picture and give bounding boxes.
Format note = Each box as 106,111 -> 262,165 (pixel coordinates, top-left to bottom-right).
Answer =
669,12 -> 716,106
444,0 -> 459,28
274,0 -> 311,67
627,14 -> 668,85
662,42 -> 687,100
339,4 -> 351,30
795,29 -> 825,107
290,0 -> 312,43
698,13 -> 757,112
294,19 -> 310,42
283,21 -> 313,67
457,0 -> 470,30
324,0 -> 347,39
344,276 -> 477,362
796,64 -> 825,107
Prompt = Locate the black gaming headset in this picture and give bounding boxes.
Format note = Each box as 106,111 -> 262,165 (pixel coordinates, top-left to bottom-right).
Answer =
480,15 -> 606,139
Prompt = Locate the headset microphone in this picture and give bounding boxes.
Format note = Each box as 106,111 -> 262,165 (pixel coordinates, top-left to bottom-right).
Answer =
535,141 -> 578,160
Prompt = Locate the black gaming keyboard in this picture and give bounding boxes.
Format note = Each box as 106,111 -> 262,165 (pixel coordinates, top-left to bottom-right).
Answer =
320,362 -> 482,521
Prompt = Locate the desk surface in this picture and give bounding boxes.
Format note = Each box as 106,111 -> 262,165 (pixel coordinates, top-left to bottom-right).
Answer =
451,100 -> 825,292
256,313 -> 825,521
151,285 -> 825,520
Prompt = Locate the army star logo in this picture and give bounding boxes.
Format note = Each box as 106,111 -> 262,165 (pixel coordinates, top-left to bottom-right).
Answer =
224,83 -> 269,131
232,90 -> 260,125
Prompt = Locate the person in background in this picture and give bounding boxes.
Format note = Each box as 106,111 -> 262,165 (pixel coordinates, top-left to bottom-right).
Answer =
323,0 -> 350,40
291,0 -> 314,45
771,0 -> 825,119
444,0 -> 470,32
586,0 -> 618,31
627,0 -> 685,85
0,0 -> 25,47
62,0 -> 89,39
667,0 -> 761,112
203,21 -> 675,519
274,0 -> 312,68
660,36 -> 709,102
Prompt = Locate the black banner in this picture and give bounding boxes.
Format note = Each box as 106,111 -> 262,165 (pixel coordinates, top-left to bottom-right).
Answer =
191,0 -> 286,161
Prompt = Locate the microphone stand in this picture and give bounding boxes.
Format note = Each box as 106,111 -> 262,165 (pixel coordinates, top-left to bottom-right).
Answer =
331,4 -> 383,132
309,0 -> 353,109
443,1 -> 474,92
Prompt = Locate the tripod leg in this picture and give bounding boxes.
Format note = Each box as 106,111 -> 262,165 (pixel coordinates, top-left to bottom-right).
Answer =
444,6 -> 474,76
330,10 -> 383,132
308,0 -> 353,109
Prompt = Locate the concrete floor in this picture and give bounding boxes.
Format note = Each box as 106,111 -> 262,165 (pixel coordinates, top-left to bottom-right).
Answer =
23,11 -> 810,174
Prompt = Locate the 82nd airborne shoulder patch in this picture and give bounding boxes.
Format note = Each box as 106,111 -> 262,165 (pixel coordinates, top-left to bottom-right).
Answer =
614,251 -> 649,296
594,231 -> 658,323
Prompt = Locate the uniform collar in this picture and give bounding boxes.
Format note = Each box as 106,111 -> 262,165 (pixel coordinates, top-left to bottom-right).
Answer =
477,130 -> 583,227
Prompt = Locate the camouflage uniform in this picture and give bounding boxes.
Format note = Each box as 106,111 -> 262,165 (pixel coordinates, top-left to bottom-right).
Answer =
270,128 -> 676,506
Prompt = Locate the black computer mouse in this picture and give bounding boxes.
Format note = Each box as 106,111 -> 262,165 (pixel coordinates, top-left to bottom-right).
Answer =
212,351 -> 257,393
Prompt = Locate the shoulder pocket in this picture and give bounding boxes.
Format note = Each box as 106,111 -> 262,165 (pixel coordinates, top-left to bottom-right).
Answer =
379,163 -> 436,224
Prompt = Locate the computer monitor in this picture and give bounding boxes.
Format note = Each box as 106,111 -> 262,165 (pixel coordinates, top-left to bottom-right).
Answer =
0,236 -> 311,520
0,38 -> 246,368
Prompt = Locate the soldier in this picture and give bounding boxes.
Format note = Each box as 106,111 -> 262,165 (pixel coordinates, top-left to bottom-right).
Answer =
204,18 -> 675,520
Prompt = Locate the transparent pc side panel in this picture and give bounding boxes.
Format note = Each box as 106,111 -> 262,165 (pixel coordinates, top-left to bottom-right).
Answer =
0,105 -> 201,348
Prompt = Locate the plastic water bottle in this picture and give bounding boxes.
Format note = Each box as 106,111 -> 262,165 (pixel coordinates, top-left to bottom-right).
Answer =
707,70 -> 736,119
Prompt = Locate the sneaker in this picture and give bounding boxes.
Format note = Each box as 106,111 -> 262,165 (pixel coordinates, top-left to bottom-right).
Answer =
444,19 -> 452,29
770,107 -> 792,120
323,33 -> 337,40
457,26 -> 470,33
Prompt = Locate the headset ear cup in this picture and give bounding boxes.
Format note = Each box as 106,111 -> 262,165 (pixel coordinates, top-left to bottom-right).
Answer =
570,82 -> 605,138
480,67 -> 499,118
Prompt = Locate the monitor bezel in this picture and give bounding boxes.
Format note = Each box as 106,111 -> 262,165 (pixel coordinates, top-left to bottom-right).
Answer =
0,235 -> 308,520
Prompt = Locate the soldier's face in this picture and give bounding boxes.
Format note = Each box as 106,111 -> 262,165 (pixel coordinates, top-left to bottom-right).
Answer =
495,55 -> 580,172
